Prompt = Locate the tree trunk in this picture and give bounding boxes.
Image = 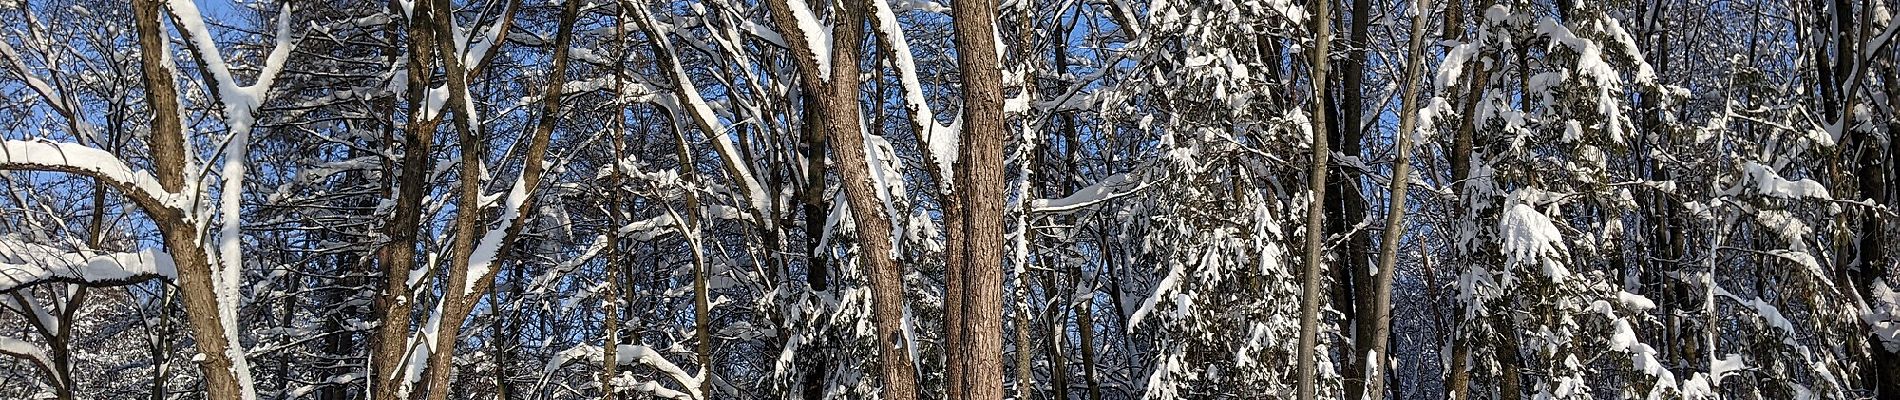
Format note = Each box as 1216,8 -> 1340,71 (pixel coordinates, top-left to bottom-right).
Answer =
149,287 -> 175,400
601,7 -> 630,399
796,89 -> 832,399
1362,0 -> 1433,396
760,0 -> 922,395
944,0 -> 1012,395
420,0 -> 572,397
1016,305 -> 1036,398
800,90 -> 831,293
1335,0 -> 1373,392
132,1 -> 249,398
1296,0 -> 1334,396
369,1 -> 442,397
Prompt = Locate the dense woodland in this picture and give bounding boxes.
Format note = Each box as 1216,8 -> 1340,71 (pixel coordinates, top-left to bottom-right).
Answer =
0,0 -> 1896,398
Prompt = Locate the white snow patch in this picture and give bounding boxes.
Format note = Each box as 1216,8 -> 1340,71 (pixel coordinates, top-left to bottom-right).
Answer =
1738,162 -> 1831,200
1497,198 -> 1570,282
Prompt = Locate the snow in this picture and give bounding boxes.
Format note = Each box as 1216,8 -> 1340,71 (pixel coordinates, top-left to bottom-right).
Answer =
1599,17 -> 1657,85
872,0 -> 958,187
0,40 -> 99,143
1765,249 -> 1829,285
1534,17 -> 1634,144
1032,173 -> 1143,213
1497,199 -> 1570,282
1412,96 -> 1453,143
637,5 -> 773,229
466,178 -> 532,296
1608,318 -> 1681,399
1680,374 -> 1715,399
620,214 -> 683,241
130,5 -> 297,398
0,140 -> 181,211
544,344 -> 694,399
458,3 -> 513,69
1711,353 -> 1746,381
1265,0 -> 1307,23
1608,319 -> 1639,351
0,239 -> 177,291
1865,281 -> 1900,352
863,132 -> 911,257
616,345 -> 704,399
785,0 -> 833,80
1754,210 -> 1812,247
0,337 -> 52,381
1127,257 -> 1185,331
1616,291 -> 1656,311
1435,42 -> 1478,90
1738,162 -> 1831,200
1712,285 -> 1796,337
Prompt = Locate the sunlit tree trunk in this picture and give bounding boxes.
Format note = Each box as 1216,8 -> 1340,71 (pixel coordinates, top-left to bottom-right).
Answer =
130,1 -> 249,397
762,0 -> 921,395
420,0 -> 570,397
1295,0 -> 1334,395
945,0 -> 1013,391
1362,0 -> 1433,397
369,1 -> 442,397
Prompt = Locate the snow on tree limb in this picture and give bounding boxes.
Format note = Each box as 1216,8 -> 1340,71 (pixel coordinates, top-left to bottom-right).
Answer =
0,140 -> 184,214
1031,173 -> 1145,213
0,239 -> 177,293
871,0 -> 958,187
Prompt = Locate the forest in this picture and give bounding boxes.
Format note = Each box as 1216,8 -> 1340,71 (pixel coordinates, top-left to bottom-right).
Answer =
0,0 -> 1895,398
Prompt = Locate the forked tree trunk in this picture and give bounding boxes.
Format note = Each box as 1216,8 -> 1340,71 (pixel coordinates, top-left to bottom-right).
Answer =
369,1 -> 443,398
130,1 -> 249,398
421,0 -> 574,397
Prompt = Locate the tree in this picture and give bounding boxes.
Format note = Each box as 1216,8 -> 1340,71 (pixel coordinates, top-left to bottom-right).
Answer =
1296,0 -> 1334,395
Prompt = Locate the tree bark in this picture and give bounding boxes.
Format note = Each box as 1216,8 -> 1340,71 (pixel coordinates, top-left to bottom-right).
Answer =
946,0 -> 1013,395
1296,0 -> 1334,396
601,7 -> 630,399
1362,0 -> 1433,397
1336,0 -> 1373,393
370,1 -> 442,397
420,0 -> 574,397
132,1 -> 249,398
760,0 -> 922,396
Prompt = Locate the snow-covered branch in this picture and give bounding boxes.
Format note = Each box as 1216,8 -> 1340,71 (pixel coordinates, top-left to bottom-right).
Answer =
0,239 -> 176,293
0,140 -> 183,214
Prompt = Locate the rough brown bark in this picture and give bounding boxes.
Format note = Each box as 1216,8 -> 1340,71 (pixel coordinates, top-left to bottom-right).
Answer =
1446,333 -> 1470,399
1016,305 -> 1036,398
761,0 -> 921,396
1444,0 -> 1486,395
370,1 -> 442,397
946,0 -> 1012,395
130,1 -> 248,398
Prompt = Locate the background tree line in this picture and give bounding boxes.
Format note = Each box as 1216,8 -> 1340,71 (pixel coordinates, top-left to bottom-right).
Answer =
0,0 -> 1895,398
